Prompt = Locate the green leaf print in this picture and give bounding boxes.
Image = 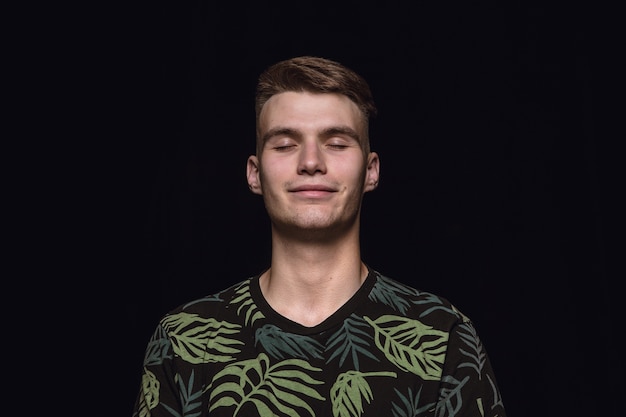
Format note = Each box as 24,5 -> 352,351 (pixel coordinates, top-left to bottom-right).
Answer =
413,293 -> 458,318
230,280 -> 265,325
330,370 -> 397,417
161,312 -> 244,364
457,322 -> 486,378
364,315 -> 448,380
161,370 -> 203,417
325,314 -> 379,369
209,352 -> 325,417
391,386 -> 435,417
435,375 -> 468,417
369,275 -> 418,313
136,368 -> 159,417
487,373 -> 505,410
144,325 -> 173,366
256,324 -> 324,360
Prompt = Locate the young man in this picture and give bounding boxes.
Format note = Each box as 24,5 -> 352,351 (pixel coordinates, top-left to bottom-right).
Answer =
132,56 -> 507,417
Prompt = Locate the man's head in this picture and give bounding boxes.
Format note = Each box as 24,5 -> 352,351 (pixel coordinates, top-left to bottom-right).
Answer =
247,56 -> 380,238
255,56 -> 377,155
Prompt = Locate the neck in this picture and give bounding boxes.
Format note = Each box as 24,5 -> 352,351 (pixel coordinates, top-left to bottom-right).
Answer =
259,231 -> 367,327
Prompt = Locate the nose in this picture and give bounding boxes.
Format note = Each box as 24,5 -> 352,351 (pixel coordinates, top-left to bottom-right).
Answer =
297,140 -> 326,175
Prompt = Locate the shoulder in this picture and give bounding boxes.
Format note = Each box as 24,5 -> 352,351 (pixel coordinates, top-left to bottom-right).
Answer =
158,277 -> 256,327
369,269 -> 471,330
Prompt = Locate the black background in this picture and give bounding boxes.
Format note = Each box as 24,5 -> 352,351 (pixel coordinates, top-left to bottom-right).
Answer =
84,1 -> 622,416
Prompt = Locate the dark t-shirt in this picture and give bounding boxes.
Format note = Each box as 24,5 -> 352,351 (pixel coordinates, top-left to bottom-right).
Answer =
133,268 -> 507,417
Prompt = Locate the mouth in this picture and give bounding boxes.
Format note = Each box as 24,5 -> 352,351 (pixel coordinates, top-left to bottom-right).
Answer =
290,185 -> 335,192
289,184 -> 336,198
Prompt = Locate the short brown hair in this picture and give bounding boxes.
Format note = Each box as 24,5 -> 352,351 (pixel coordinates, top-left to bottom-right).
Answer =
255,56 -> 377,151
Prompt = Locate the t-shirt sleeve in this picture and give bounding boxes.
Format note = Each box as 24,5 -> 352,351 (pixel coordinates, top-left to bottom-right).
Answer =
436,320 -> 507,417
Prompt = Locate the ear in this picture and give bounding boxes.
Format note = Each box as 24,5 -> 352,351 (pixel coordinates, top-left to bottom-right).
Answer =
364,151 -> 380,192
246,155 -> 263,195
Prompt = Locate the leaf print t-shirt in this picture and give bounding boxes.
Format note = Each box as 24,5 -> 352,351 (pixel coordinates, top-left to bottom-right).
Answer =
132,267 -> 507,417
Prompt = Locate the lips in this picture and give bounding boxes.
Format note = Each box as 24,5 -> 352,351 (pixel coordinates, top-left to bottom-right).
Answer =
289,183 -> 336,193
289,184 -> 337,199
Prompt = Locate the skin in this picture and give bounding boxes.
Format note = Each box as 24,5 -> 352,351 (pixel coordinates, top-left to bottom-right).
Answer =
246,91 -> 380,327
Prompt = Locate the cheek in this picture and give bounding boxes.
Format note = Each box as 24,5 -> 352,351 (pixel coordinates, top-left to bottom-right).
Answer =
258,164 -> 289,192
260,163 -> 285,180
336,160 -> 368,183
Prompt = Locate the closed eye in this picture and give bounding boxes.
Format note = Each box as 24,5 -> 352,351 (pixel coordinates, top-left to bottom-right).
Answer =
327,143 -> 349,150
274,144 -> 296,151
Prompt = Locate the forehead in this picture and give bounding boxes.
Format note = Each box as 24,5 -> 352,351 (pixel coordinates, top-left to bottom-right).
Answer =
259,91 -> 363,132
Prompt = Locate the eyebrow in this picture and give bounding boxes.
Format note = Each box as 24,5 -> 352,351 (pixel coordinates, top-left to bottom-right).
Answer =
261,127 -> 300,144
261,125 -> 361,144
